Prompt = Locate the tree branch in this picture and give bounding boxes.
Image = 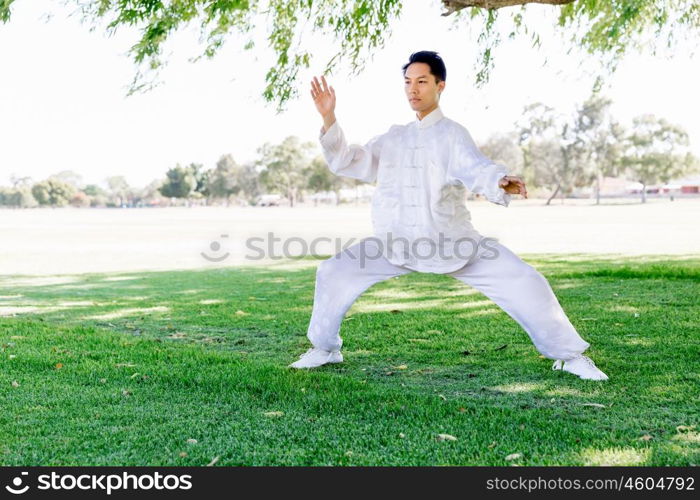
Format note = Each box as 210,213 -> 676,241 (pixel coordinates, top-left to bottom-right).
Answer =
441,0 -> 575,16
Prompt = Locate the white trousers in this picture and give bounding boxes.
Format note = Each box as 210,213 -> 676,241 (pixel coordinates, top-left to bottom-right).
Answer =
306,238 -> 591,360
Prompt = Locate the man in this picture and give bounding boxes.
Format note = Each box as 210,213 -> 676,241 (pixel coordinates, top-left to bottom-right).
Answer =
289,51 -> 608,381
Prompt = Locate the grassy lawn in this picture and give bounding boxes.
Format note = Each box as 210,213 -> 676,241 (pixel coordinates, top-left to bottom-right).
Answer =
1,255 -> 698,466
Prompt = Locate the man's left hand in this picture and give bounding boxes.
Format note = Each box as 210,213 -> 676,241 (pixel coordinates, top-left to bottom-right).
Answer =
498,175 -> 528,198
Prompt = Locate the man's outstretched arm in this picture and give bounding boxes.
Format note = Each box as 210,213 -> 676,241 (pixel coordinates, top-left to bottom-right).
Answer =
446,125 -> 527,206
311,75 -> 383,184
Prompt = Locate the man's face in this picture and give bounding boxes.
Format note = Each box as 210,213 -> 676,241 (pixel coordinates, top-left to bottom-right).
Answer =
404,62 -> 445,114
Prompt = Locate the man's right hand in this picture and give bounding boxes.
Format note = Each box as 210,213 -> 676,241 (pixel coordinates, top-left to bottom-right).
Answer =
310,75 -> 336,132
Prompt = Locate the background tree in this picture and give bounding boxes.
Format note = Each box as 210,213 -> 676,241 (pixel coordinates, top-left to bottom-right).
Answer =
0,186 -> 38,208
138,179 -> 166,207
159,164 -> 196,201
516,102 -> 574,204
237,163 -> 261,206
70,191 -> 91,208
187,162 -> 210,202
207,154 -> 243,204
305,155 -> 344,205
1,1 -> 696,110
49,170 -> 84,190
31,179 -> 76,207
1,175 -> 37,208
480,131 -> 525,185
257,136 -> 314,207
516,96 -> 627,205
106,176 -> 132,207
574,95 -> 627,205
619,115 -> 698,203
206,154 -> 261,206
83,184 -> 109,207
9,174 -> 33,189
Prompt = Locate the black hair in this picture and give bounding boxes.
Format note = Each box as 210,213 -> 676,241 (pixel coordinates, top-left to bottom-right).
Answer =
401,51 -> 446,83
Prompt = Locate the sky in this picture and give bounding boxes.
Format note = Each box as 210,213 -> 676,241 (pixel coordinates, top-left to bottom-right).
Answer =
0,0 -> 698,190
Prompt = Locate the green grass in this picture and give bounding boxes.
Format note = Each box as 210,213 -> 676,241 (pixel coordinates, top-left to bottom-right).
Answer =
1,254 -> 698,466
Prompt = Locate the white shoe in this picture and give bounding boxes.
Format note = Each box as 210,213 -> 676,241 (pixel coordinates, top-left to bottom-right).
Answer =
552,354 -> 609,381
289,347 -> 343,369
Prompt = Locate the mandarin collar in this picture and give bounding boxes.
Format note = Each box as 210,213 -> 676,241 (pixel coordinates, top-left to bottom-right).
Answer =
415,106 -> 444,129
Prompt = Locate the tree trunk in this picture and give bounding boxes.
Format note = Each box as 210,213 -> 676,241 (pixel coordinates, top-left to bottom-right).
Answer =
641,183 -> 646,204
595,173 -> 601,205
546,184 -> 560,206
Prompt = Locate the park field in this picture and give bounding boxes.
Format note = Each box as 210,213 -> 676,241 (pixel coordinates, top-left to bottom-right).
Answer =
1,252 -> 698,465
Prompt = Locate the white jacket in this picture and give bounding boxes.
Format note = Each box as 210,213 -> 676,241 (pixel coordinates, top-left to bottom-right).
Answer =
319,106 -> 511,274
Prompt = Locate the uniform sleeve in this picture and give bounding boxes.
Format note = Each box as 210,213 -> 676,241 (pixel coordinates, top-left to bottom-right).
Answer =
318,121 -> 386,184
445,125 -> 511,207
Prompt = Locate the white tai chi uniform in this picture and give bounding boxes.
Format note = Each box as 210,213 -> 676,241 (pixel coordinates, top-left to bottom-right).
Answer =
306,106 -> 591,360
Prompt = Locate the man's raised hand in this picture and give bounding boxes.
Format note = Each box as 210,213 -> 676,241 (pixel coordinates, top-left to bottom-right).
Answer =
311,75 -> 335,119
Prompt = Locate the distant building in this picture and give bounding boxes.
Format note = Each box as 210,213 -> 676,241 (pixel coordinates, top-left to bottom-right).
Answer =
579,175 -> 700,198
662,174 -> 700,195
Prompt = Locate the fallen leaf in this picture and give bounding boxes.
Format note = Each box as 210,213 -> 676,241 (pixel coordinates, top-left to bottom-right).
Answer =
11,380 -> 19,388
207,456 -> 220,466
122,390 -> 132,396
235,310 -> 248,316
438,394 -> 447,401
519,424 -> 525,430
580,403 -> 606,408
437,433 -> 457,442
505,453 -> 522,461
55,363 -> 63,370
186,438 -> 198,444
344,451 -> 353,457
179,452 -> 188,458
9,354 -> 16,359
488,441 -> 497,449
99,378 -> 107,384
263,411 -> 284,418
638,434 -> 653,441
395,364 -> 408,370
399,433 -> 405,439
